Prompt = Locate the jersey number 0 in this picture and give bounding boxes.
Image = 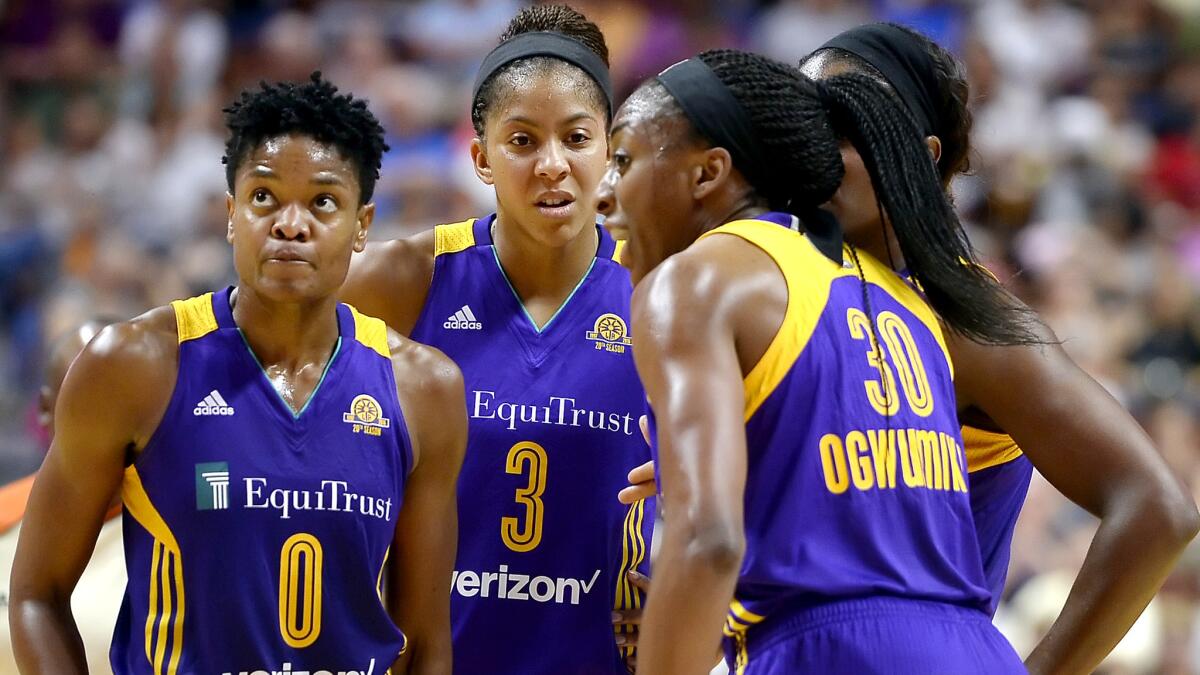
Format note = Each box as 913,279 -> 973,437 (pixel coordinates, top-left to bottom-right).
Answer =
279,532 -> 323,648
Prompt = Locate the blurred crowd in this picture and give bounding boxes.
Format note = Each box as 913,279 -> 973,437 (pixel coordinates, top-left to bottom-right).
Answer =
1,0 -> 1199,671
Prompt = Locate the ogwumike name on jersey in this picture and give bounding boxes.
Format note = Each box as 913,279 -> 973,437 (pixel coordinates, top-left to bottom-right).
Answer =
471,390 -> 636,435
222,657 -> 379,675
242,478 -> 394,521
819,427 -> 969,495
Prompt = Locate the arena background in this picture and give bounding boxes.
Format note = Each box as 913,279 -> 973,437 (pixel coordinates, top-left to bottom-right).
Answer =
1,0 -> 1199,672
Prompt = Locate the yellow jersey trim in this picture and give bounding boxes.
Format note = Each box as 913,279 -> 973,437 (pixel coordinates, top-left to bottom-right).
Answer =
699,219 -> 954,421
862,258 -> 953,380
722,597 -> 765,675
122,466 -> 185,675
613,240 -> 626,265
963,425 -> 1023,472
434,219 -> 476,257
376,545 -> 390,601
171,293 -> 217,344
700,221 -> 843,421
613,498 -> 647,659
347,305 -> 391,359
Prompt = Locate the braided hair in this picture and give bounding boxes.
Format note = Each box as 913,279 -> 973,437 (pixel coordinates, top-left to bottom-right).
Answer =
801,23 -> 973,183
471,4 -> 610,137
662,49 -> 1038,346
222,72 -> 388,205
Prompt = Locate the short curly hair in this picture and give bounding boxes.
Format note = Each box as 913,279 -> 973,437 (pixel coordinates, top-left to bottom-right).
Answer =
222,72 -> 389,204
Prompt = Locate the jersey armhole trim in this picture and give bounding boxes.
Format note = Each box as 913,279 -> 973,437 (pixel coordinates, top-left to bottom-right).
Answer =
963,426 -> 1024,472
346,305 -> 392,359
701,221 -> 836,422
433,219 -> 477,257
172,293 -> 218,343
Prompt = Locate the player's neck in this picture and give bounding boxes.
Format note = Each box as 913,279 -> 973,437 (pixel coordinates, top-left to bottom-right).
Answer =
229,286 -> 341,370
694,196 -> 768,239
491,215 -> 599,309
855,221 -> 906,272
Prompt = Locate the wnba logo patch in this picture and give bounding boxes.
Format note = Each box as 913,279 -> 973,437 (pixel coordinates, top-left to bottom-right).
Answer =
586,313 -> 632,354
195,462 -> 230,510
343,394 -> 391,437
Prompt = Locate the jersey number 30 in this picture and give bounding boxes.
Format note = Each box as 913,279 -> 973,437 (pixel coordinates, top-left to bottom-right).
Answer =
502,441 -> 548,552
279,532 -> 323,648
846,308 -> 935,417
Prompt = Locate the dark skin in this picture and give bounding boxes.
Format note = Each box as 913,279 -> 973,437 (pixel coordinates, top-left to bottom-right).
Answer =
9,134 -> 466,675
616,52 -> 1200,675
595,89 -> 788,674
799,53 -> 1199,675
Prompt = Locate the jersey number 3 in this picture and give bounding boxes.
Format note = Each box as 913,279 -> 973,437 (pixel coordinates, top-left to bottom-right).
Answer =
279,532 -> 323,648
502,441 -> 548,552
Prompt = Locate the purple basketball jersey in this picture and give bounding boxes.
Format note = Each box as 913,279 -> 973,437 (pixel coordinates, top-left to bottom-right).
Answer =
410,216 -> 653,675
648,214 -> 994,672
111,288 -> 411,675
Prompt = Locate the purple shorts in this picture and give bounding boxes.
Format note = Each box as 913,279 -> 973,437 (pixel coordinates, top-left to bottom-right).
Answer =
723,596 -> 1025,674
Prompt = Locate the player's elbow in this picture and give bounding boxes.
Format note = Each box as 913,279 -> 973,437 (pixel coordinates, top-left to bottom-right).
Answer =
681,523 -> 746,575
8,580 -> 67,648
1123,481 -> 1200,551
1154,489 -> 1200,549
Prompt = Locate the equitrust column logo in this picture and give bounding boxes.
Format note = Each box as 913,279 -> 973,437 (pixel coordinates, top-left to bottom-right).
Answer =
195,462 -> 231,510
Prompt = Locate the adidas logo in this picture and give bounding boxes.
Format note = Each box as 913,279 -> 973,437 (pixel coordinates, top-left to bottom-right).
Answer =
194,389 -> 235,416
444,304 -> 482,330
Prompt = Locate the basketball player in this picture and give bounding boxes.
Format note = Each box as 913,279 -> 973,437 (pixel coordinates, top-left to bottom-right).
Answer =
618,26 -> 1200,673
340,6 -> 652,674
798,23 -> 1199,673
0,319 -> 122,674
10,74 -> 466,675
596,50 -> 1023,672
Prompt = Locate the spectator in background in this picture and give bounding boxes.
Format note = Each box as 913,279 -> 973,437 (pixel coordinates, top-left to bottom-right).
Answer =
0,0 -> 1199,670
752,0 -> 869,66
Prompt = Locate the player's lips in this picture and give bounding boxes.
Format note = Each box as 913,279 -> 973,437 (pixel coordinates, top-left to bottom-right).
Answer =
533,190 -> 576,218
263,247 -> 312,264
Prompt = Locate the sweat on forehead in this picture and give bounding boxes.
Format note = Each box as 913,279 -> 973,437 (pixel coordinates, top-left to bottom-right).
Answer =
473,57 -> 609,134
249,134 -> 348,162
614,81 -> 702,150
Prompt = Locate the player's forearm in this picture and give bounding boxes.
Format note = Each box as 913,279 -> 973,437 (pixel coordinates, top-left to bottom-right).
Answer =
1025,488 -> 1198,675
10,597 -> 88,674
638,529 -> 742,674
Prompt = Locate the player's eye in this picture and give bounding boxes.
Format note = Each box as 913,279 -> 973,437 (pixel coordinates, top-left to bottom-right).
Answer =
612,150 -> 631,173
567,130 -> 591,145
313,194 -> 338,213
509,134 -> 532,148
251,188 -> 275,207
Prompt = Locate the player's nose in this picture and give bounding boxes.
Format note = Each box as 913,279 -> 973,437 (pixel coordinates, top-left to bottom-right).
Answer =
595,170 -> 616,217
271,203 -> 310,241
535,140 -> 570,182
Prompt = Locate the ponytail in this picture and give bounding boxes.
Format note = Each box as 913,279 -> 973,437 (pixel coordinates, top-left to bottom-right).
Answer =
819,73 -> 1042,346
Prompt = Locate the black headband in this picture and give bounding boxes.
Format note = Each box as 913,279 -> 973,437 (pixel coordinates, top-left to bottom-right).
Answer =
821,23 -> 940,137
472,31 -> 613,117
656,57 -> 843,263
656,58 -> 770,192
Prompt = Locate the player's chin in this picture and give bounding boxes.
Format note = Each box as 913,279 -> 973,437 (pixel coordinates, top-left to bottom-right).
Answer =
531,209 -> 596,246
253,272 -> 330,303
